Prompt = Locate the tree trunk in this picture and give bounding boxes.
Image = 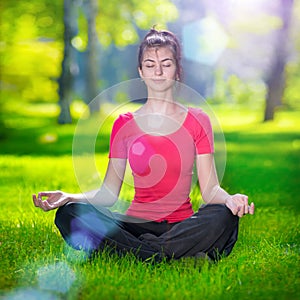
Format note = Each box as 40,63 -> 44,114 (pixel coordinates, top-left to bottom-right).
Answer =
58,0 -> 78,124
84,0 -> 99,113
264,0 -> 293,121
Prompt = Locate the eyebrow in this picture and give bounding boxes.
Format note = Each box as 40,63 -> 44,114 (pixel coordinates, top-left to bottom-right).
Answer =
143,58 -> 174,63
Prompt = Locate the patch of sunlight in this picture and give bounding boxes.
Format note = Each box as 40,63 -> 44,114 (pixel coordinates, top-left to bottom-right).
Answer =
251,111 -> 300,134
216,111 -> 262,132
70,100 -> 89,119
214,106 -> 300,134
38,133 -> 58,144
71,36 -> 87,52
27,103 -> 59,116
6,102 -> 59,117
275,118 -> 298,130
292,139 -> 300,150
121,29 -> 136,42
263,160 -> 273,167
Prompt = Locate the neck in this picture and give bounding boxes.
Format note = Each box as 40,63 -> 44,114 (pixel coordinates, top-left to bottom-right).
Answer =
145,98 -> 178,114
145,89 -> 176,114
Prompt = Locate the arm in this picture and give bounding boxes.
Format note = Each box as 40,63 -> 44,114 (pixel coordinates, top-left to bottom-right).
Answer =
196,153 -> 254,217
33,158 -> 127,211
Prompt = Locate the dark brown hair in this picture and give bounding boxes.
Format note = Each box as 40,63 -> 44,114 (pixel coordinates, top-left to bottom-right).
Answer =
138,28 -> 183,81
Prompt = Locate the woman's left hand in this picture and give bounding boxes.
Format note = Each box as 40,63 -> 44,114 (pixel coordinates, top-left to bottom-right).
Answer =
225,194 -> 255,217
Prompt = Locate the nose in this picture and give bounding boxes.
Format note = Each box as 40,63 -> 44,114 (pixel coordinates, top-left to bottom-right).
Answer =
154,64 -> 163,76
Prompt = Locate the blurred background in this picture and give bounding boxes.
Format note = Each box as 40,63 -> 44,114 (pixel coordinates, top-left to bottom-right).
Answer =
1,0 -> 299,127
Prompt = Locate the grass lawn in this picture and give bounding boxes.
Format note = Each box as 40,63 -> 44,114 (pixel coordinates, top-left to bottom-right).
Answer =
0,102 -> 299,300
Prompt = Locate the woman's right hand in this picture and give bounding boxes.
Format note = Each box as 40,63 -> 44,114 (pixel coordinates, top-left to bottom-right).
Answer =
32,191 -> 71,211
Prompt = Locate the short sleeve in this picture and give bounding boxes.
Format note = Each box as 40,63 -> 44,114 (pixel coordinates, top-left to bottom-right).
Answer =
108,113 -> 132,158
188,108 -> 214,154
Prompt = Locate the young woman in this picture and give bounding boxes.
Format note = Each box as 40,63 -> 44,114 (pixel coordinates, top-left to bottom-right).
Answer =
33,28 -> 254,262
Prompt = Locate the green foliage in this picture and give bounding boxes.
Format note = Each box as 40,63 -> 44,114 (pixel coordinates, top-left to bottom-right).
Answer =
95,0 -> 178,47
1,0 -> 63,105
74,8 -> 88,52
285,61 -> 300,109
211,70 -> 266,108
1,0 -> 63,40
210,64 -> 300,111
0,103 -> 299,299
0,0 -> 178,108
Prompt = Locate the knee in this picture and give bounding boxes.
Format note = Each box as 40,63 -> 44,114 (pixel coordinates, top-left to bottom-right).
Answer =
55,203 -> 72,226
55,202 -> 85,230
200,204 -> 239,231
215,205 -> 239,229
218,204 -> 238,221
54,203 -> 105,252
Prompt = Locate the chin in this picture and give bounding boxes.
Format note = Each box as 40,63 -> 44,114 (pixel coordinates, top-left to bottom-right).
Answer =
147,79 -> 176,92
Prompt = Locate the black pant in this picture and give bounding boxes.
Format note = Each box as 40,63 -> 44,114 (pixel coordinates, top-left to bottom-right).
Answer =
55,203 -> 239,262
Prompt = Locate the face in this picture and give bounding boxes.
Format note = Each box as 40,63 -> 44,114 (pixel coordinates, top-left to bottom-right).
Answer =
139,46 -> 177,93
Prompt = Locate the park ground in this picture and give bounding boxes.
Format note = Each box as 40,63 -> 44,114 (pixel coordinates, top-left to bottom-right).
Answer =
0,102 -> 299,300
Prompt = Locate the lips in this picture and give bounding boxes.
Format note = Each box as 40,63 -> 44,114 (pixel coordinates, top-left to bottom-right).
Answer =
151,79 -> 167,83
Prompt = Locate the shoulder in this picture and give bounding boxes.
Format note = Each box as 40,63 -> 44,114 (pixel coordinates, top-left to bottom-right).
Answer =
110,112 -> 134,138
186,108 -> 214,151
112,112 -> 133,128
187,107 -> 211,126
115,112 -> 133,123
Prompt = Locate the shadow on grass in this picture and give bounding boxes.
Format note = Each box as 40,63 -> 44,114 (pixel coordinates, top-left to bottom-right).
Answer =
0,115 -> 111,156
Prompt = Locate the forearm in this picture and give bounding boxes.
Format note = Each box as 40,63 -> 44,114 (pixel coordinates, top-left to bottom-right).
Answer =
69,158 -> 126,207
66,183 -> 119,207
201,184 -> 255,217
33,159 -> 125,211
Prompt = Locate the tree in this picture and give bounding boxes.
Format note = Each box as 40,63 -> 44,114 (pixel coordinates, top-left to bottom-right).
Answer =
264,0 -> 294,121
83,0 -> 99,113
58,0 -> 79,124
57,0 -> 178,123
0,0 -> 64,129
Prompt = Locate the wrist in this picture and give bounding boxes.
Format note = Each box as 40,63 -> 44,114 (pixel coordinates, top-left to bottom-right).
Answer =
64,192 -> 78,203
224,195 -> 232,205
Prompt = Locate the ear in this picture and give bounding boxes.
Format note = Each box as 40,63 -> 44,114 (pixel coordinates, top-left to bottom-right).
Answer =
138,67 -> 144,79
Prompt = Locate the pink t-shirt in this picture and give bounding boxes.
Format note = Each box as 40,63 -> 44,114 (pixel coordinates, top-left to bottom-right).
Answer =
108,107 -> 214,223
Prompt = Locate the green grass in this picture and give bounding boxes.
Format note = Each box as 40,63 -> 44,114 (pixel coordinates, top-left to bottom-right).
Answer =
0,103 -> 299,299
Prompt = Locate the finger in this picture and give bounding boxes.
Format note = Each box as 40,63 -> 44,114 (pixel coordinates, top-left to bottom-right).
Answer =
32,194 -> 39,207
249,202 -> 255,215
228,203 -> 238,216
244,197 -> 249,214
237,205 -> 244,218
232,207 -> 238,216
33,194 -> 47,210
35,194 -> 45,209
39,199 -> 53,211
38,191 -> 52,199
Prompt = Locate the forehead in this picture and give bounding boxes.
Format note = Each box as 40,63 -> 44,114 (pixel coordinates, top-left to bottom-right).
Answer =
142,46 -> 174,61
